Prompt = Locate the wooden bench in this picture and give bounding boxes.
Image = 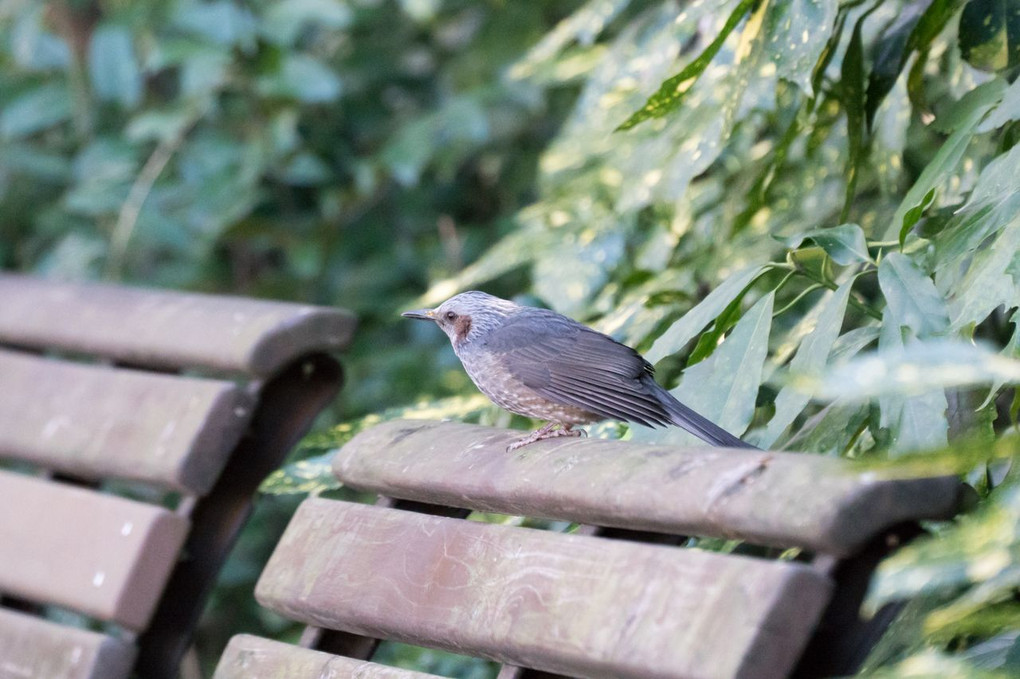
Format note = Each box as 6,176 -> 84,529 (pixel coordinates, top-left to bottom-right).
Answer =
0,274 -> 355,679
213,418 -> 965,679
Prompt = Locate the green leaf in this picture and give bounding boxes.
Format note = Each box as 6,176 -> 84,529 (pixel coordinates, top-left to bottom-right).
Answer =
257,54 -> 342,103
88,25 -> 142,108
905,0 -> 966,115
867,480 -> 1020,614
638,291 -> 774,445
173,0 -> 258,49
681,291 -> 774,435
261,0 -> 353,46
616,0 -> 756,130
979,74 -> 1020,132
800,340 -> 1020,401
799,223 -> 873,265
534,229 -> 625,315
258,450 -> 340,495
380,96 -> 490,186
865,3 -> 928,130
934,143 -> 1020,330
879,252 -> 950,337
883,79 -> 1007,240
870,320 -> 942,455
840,9 -> 869,222
863,650 -> 1014,678
644,264 -> 765,363
507,0 -> 632,81
959,0 -> 1020,72
900,187 -> 937,244
763,0 -> 838,98
261,394 -> 494,495
0,84 -> 71,139
760,280 -> 851,447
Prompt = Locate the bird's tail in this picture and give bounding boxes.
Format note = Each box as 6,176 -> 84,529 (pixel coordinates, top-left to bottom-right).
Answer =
658,389 -> 758,449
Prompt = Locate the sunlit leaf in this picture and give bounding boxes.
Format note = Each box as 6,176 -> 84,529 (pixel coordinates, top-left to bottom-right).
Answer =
867,480 -> 1020,615
261,394 -> 494,495
507,0 -> 632,81
259,450 -> 340,495
616,0 -> 756,130
422,223 -> 557,306
800,340 -> 1020,401
763,0 -> 838,98
959,0 -> 1020,72
863,650 -> 1012,678
534,227 -> 625,314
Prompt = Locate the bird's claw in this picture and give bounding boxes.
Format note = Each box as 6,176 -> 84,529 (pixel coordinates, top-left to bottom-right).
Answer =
506,424 -> 583,452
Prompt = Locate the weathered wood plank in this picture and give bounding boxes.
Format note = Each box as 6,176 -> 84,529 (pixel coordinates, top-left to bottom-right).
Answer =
0,349 -> 252,494
212,635 -> 445,679
0,608 -> 136,679
0,275 -> 356,377
256,499 -> 832,679
0,471 -> 189,630
334,420 -> 963,556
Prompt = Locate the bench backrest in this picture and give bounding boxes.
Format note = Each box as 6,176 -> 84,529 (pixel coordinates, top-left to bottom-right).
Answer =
214,418 -> 963,679
0,274 -> 355,679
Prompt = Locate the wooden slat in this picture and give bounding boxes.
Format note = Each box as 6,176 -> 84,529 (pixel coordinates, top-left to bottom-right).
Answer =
256,499 -> 832,679
0,350 -> 252,494
0,275 -> 356,377
335,420 -> 963,556
0,607 -> 135,679
0,471 -> 190,631
212,635 -> 445,679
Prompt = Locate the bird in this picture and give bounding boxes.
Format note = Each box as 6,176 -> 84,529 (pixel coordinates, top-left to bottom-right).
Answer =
402,291 -> 756,451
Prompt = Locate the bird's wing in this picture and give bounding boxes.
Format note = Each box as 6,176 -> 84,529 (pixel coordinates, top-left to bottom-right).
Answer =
483,310 -> 672,427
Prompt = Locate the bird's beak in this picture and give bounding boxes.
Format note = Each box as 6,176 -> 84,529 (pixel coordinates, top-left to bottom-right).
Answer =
401,308 -> 436,321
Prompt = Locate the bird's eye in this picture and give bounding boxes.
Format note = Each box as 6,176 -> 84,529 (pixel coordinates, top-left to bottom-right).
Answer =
445,311 -> 458,321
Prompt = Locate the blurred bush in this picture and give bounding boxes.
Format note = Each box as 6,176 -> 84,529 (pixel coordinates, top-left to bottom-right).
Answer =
5,0 -> 1020,676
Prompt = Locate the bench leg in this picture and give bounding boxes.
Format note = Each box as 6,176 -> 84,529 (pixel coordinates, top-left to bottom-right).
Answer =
791,522 -> 923,678
134,353 -> 344,679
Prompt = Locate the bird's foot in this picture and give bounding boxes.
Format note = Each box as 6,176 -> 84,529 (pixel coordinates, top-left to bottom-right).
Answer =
506,423 -> 582,452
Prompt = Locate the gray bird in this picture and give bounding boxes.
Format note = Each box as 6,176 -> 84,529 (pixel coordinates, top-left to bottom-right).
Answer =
403,291 -> 754,451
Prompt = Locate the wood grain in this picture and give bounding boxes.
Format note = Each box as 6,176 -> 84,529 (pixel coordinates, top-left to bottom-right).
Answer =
0,471 -> 189,630
212,635 -> 446,679
256,499 -> 832,679
0,274 -> 355,377
335,420 -> 963,556
0,607 -> 135,679
0,349 -> 252,494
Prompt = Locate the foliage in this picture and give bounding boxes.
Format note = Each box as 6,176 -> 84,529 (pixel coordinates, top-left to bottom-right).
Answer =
6,0 -> 1020,676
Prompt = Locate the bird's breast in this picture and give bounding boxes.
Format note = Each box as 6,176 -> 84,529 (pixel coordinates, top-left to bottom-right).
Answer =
456,345 -> 597,425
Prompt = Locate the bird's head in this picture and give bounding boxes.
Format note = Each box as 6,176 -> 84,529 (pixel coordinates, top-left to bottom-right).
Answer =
402,291 -> 518,347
